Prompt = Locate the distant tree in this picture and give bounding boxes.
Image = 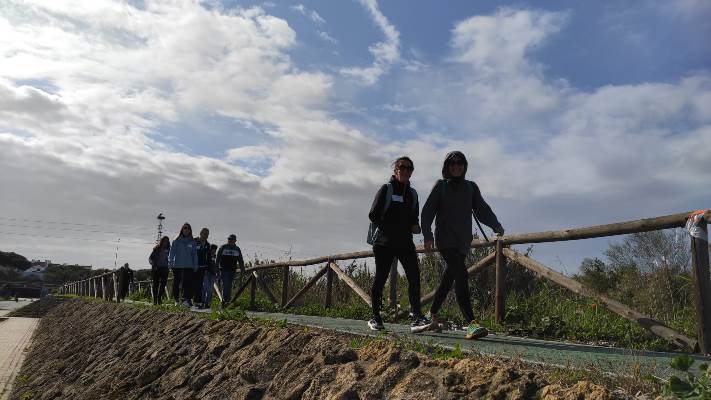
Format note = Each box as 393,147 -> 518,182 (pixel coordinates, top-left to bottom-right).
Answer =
581,228 -> 692,321
575,257 -> 615,293
0,250 -> 31,270
42,264 -> 92,283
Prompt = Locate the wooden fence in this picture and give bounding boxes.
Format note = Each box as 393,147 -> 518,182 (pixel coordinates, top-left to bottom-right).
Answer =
60,210 -> 711,353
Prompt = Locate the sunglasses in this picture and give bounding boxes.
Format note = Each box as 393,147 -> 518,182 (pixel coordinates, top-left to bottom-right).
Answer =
449,159 -> 465,166
182,226 -> 190,231
397,164 -> 414,171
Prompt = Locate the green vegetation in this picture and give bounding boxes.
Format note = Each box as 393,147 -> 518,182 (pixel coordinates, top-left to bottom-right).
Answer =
658,355 -> 711,398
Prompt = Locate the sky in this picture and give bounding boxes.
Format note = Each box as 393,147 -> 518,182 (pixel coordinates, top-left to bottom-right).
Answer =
0,0 -> 709,273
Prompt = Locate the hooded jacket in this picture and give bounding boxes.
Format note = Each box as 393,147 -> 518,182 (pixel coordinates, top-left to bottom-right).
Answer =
368,176 -> 419,249
169,235 -> 198,270
421,151 -> 503,255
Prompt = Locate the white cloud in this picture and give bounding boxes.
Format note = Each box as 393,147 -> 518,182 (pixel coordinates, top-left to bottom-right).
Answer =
340,0 -> 400,86
318,30 -> 338,44
451,8 -> 568,74
226,145 -> 279,162
290,4 -> 326,25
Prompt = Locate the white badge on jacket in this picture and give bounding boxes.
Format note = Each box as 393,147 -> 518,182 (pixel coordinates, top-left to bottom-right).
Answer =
391,194 -> 404,203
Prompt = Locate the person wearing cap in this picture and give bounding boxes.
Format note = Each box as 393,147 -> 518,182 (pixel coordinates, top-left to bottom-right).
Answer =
216,234 -> 245,307
421,151 -> 505,340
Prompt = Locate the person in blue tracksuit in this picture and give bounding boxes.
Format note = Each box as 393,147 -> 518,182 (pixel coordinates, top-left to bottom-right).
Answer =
169,222 -> 198,307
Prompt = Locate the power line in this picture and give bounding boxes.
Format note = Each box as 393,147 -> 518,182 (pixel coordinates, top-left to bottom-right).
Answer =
0,216 -> 154,231
0,222 -> 157,237
0,230 -> 153,245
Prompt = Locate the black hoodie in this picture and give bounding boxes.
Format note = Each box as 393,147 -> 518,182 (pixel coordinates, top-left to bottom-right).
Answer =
368,176 -> 420,249
421,151 -> 503,255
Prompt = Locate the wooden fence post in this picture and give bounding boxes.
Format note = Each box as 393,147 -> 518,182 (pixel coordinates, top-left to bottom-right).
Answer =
281,266 -> 289,308
112,272 -> 118,302
325,267 -> 334,308
102,276 -> 107,301
690,215 -> 711,354
495,239 -> 506,324
389,259 -> 398,310
249,274 -> 256,310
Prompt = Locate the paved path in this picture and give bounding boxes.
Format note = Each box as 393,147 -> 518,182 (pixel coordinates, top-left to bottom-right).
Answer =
0,300 -> 37,317
245,311 -> 711,377
0,317 -> 39,400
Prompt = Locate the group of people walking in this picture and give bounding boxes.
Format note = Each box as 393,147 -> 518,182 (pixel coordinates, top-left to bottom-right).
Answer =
368,151 -> 504,339
145,150 -> 503,340
148,224 -> 245,308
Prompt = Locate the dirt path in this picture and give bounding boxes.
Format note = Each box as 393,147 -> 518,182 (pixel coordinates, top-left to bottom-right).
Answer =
10,299 -> 630,399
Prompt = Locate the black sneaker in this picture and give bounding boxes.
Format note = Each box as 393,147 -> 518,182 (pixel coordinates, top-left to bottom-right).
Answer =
367,316 -> 384,331
410,315 -> 433,333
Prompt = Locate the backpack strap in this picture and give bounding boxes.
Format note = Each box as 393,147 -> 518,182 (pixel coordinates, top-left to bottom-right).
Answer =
379,183 -> 393,220
409,187 -> 418,213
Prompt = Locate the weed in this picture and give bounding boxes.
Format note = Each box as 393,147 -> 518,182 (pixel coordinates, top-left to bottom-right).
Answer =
661,355 -> 711,398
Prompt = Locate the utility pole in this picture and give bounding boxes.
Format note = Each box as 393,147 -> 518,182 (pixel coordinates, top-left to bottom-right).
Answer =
156,213 -> 165,242
114,238 -> 120,269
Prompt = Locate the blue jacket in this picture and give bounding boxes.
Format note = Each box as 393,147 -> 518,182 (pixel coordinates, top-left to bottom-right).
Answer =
169,236 -> 198,270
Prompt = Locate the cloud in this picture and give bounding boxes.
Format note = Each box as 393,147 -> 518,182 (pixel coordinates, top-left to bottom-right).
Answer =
0,0 -> 400,267
290,4 -> 326,25
340,0 -> 400,86
318,30 -> 338,44
450,8 -> 569,75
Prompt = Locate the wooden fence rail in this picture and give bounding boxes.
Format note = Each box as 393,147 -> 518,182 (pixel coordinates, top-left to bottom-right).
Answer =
59,210 -> 710,353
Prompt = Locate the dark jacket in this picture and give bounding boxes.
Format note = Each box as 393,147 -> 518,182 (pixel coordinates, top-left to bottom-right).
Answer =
149,246 -> 170,269
368,176 -> 419,249
421,151 -> 503,255
217,244 -> 245,271
195,239 -> 211,268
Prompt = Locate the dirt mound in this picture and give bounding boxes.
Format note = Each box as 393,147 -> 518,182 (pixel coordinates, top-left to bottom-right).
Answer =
11,299 -> 621,400
6,296 -> 65,318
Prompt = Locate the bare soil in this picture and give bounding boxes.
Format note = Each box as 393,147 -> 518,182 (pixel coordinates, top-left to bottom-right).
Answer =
10,298 -> 627,399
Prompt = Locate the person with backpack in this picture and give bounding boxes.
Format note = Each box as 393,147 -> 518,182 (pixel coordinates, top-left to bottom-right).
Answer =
217,234 -> 245,308
169,222 -> 198,307
367,156 -> 431,333
421,151 -> 505,339
149,236 -> 171,305
193,227 -> 211,308
201,244 -> 219,309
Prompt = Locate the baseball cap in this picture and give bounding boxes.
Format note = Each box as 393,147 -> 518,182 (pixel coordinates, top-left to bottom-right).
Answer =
228,234 -> 236,240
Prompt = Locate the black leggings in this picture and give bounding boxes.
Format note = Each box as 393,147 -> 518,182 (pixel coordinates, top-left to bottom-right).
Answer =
152,268 -> 169,304
429,248 -> 475,322
371,245 -> 422,318
171,268 -> 195,302
193,268 -> 206,303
